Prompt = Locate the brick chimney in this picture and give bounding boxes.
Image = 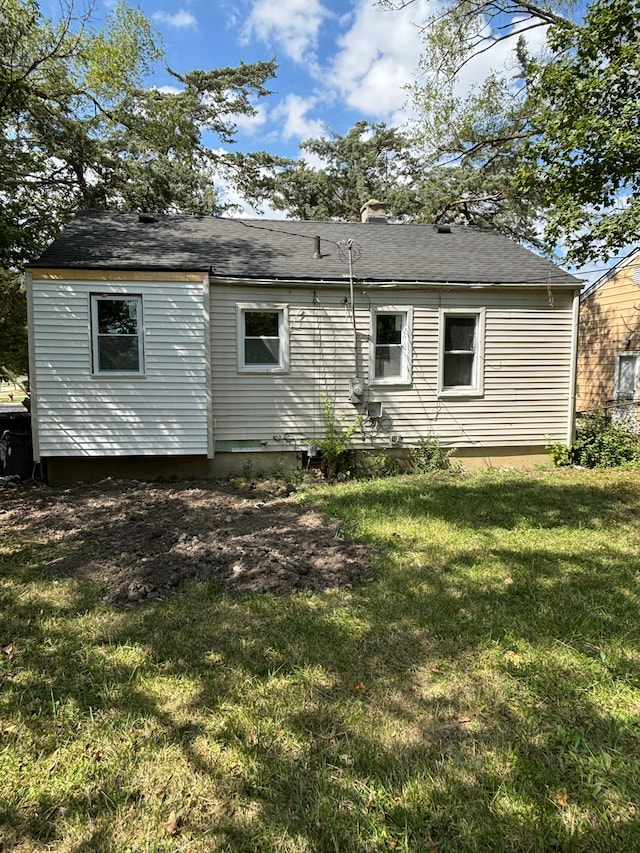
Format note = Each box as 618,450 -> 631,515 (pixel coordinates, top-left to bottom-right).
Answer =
360,199 -> 388,223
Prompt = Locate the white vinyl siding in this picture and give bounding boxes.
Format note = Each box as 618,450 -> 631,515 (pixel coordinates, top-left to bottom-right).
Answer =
210,283 -> 575,451
30,276 -> 575,461
31,277 -> 209,458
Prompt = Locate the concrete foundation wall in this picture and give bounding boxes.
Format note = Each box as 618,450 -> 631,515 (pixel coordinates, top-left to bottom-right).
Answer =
43,446 -> 552,484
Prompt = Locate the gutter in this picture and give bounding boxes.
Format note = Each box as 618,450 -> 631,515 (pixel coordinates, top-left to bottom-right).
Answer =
207,276 -> 580,291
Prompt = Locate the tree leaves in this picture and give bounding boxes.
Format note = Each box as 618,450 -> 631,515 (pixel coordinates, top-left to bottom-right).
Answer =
401,0 -> 640,264
520,0 -> 640,264
0,271 -> 28,374
0,1 -> 280,267
258,121 -> 421,222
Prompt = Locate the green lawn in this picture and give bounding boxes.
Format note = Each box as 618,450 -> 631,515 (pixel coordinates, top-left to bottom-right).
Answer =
2,468 -> 640,851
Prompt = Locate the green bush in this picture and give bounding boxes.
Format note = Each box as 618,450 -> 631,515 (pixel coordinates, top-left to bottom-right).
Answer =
546,438 -> 573,467
364,450 -> 402,479
313,396 -> 363,479
549,412 -> 640,468
408,437 -> 455,474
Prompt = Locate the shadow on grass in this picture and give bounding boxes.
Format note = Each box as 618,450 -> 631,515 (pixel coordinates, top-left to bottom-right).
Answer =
1,471 -> 640,851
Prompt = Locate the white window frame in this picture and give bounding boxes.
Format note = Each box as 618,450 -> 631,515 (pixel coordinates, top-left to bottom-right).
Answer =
438,308 -> 486,397
237,304 -> 290,373
90,294 -> 144,375
614,352 -> 640,401
370,307 -> 413,386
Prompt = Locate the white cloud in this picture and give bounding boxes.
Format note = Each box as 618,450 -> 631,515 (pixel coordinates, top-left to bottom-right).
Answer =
242,0 -> 330,63
230,104 -> 269,134
452,16 -> 549,99
153,85 -> 183,95
271,95 -> 326,142
325,0 -> 432,122
323,1 -> 549,126
217,97 -> 323,144
152,10 -> 197,29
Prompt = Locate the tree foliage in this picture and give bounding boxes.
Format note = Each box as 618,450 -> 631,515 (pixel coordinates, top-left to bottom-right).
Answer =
384,0 -> 640,264
522,0 -> 640,264
262,114 -> 542,246
253,4 -> 547,242
257,121 -> 421,222
408,64 -> 543,245
0,0 -> 280,267
0,272 -> 28,375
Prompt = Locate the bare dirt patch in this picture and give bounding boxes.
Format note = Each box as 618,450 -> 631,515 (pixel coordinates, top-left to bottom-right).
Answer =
0,478 -> 373,604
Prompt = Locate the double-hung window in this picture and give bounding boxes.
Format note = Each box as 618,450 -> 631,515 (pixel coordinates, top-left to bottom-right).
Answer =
91,294 -> 144,374
371,308 -> 412,384
439,309 -> 485,396
238,305 -> 289,372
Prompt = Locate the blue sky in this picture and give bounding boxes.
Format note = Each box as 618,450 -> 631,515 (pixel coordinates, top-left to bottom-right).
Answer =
135,0 -> 436,161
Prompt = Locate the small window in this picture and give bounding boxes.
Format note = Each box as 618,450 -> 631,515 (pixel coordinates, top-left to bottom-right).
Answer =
238,306 -> 289,372
439,309 -> 485,396
91,295 -> 144,374
614,353 -> 639,401
371,309 -> 411,384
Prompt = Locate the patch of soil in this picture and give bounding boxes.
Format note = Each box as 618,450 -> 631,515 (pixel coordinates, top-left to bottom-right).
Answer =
0,479 -> 373,604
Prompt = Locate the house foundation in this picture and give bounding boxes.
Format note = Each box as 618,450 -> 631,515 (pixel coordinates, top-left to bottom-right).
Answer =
42,446 -> 552,484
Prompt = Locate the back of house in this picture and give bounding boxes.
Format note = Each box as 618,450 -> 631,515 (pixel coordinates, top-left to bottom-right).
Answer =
26,208 -> 581,482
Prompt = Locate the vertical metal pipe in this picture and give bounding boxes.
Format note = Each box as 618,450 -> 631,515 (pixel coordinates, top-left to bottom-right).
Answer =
347,240 -> 358,375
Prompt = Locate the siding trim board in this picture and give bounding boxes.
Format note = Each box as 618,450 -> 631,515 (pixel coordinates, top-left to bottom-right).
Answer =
31,269 -> 207,282
25,272 -> 41,462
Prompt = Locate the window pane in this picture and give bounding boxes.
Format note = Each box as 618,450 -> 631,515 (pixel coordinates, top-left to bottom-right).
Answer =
445,316 -> 475,352
245,338 -> 280,365
97,299 -> 138,335
376,344 -> 402,378
376,314 -> 402,346
617,355 -> 638,399
98,336 -> 140,371
245,311 -> 279,337
444,353 -> 474,387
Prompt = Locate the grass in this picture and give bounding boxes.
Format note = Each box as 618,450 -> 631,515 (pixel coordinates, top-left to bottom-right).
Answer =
2,467 -> 640,851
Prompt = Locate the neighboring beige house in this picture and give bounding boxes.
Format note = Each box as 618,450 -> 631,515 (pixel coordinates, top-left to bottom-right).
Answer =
26,207 -> 581,482
577,248 -> 640,418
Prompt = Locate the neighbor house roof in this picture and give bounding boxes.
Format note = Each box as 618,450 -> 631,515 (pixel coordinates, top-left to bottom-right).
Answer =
29,209 -> 581,287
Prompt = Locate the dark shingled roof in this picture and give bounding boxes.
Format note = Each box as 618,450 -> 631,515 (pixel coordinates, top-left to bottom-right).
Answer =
29,209 -> 580,286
